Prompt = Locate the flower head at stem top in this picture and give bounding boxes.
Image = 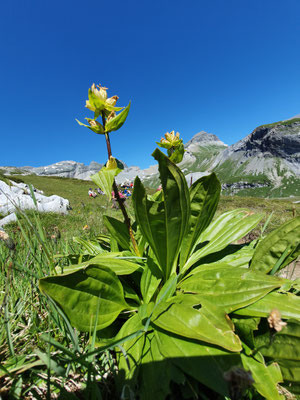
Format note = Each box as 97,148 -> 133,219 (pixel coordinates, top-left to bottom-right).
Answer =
85,83 -> 122,114
76,83 -> 131,135
156,131 -> 185,163
159,131 -> 181,149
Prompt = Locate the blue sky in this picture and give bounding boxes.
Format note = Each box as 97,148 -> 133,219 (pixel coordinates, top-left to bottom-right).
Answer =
1,0 -> 300,169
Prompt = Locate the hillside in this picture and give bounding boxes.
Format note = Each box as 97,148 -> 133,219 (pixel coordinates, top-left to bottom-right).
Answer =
1,117 -> 300,197
211,118 -> 300,197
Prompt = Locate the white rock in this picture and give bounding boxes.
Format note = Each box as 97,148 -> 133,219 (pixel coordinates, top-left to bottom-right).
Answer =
0,179 -> 69,226
0,213 -> 17,227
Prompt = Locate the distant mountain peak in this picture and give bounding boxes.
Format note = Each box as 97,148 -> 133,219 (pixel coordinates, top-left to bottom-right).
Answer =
185,131 -> 227,147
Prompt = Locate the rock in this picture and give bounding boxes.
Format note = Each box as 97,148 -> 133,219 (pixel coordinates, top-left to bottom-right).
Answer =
0,180 -> 69,227
20,160 -> 128,181
0,213 -> 17,227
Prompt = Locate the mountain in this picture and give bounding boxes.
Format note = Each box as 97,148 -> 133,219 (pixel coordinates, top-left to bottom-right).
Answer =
210,118 -> 300,197
1,117 -> 299,198
139,131 -> 227,188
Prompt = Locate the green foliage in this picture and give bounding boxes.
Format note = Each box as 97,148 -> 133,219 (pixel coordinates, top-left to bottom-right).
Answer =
40,147 -> 300,399
90,163 -> 121,200
105,102 -> 131,133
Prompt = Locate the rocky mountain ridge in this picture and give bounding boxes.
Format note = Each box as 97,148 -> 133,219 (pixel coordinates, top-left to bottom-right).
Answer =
1,117 -> 300,197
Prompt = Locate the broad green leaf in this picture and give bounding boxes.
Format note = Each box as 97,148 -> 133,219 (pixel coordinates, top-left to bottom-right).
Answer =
179,266 -> 285,313
180,173 -> 221,269
115,313 -> 145,384
182,209 -> 263,275
59,253 -> 143,275
155,329 -> 240,397
156,274 -> 177,303
140,266 -> 161,303
234,291 -> 300,319
132,149 -> 190,279
254,320 -> 300,361
39,265 -> 128,331
191,242 -> 256,270
87,257 -> 142,275
250,216 -> 300,273
241,353 -> 284,400
232,316 -> 260,349
121,279 -> 141,304
103,215 -> 131,251
138,331 -> 185,400
90,166 -> 121,200
278,359 -> 300,391
105,102 -> 131,133
152,300 -> 241,351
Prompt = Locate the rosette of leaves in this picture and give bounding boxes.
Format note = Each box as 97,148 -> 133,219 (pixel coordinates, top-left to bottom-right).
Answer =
40,149 -> 300,399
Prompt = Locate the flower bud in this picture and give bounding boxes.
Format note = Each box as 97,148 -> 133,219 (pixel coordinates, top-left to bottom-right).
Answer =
86,119 -> 104,134
106,156 -> 118,170
107,111 -> 116,122
106,95 -> 119,107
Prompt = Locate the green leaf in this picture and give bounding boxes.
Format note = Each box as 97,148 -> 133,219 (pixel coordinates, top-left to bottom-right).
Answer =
278,359 -> 300,391
180,173 -> 221,268
115,313 -> 145,385
104,215 -> 131,251
86,257 -> 142,275
232,316 -> 260,349
138,331 -> 185,400
105,102 -> 131,132
72,237 -> 105,255
254,319 -> 300,361
90,166 -> 121,200
39,265 -> 128,331
241,353 -> 284,400
179,265 -> 285,313
152,300 -> 242,351
156,274 -> 177,304
250,216 -> 300,273
182,209 -> 263,275
140,266 -> 161,303
75,118 -> 105,134
132,149 -> 190,280
234,291 -> 300,319
168,141 -> 185,163
155,329 -> 240,397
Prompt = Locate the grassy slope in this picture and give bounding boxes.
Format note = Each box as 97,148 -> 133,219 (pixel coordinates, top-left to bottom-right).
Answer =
1,174 -> 133,240
1,173 -> 299,239
1,173 -> 299,397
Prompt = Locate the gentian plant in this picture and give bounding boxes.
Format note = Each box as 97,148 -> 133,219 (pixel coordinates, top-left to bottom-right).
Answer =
40,83 -> 300,400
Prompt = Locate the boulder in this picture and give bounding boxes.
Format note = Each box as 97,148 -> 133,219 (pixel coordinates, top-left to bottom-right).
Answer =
0,180 -> 70,227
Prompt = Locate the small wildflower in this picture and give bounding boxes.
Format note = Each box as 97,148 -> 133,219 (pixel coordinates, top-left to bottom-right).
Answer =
83,225 -> 89,230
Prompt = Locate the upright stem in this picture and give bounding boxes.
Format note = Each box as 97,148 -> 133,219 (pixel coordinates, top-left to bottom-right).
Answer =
102,113 -> 140,256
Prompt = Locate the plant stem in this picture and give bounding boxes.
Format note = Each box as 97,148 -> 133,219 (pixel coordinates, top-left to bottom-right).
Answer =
102,113 -> 140,256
